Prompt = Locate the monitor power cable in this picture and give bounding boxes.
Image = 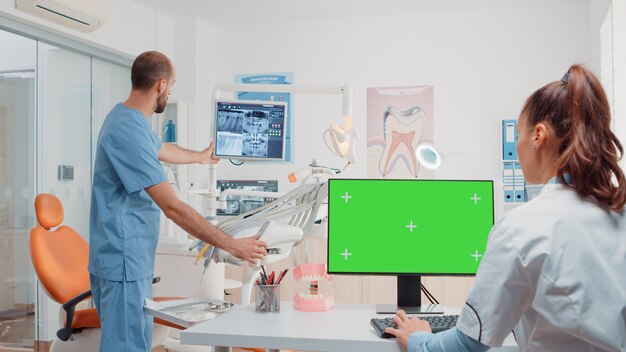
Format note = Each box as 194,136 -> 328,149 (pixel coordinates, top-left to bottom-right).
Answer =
420,283 -> 439,305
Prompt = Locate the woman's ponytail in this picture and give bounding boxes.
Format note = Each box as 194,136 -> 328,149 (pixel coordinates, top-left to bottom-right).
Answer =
523,64 -> 626,211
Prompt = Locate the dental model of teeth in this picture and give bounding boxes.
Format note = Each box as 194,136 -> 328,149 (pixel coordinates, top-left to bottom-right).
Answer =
293,263 -> 335,312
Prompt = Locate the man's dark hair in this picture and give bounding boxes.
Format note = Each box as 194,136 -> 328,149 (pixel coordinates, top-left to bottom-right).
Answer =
131,51 -> 173,91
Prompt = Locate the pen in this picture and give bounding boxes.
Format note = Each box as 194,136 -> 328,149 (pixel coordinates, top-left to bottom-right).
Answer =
274,269 -> 284,284
261,265 -> 268,284
268,271 -> 275,285
276,268 -> 289,284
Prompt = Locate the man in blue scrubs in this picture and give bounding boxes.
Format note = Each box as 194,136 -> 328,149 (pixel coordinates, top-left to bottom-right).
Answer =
88,51 -> 268,352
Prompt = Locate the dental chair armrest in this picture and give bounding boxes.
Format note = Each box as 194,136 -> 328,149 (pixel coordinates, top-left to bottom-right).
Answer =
57,277 -> 161,341
58,290 -> 93,341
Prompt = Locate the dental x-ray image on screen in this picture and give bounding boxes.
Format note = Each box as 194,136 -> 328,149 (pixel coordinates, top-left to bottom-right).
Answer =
214,100 -> 287,161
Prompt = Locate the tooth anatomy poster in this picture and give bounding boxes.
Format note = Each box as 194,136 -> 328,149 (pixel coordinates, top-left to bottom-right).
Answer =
367,85 -> 434,179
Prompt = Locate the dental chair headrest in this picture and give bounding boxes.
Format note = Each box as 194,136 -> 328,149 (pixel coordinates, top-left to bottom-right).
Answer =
35,194 -> 64,229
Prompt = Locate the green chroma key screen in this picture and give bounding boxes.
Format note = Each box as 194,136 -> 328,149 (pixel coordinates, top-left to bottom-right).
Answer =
327,179 -> 494,275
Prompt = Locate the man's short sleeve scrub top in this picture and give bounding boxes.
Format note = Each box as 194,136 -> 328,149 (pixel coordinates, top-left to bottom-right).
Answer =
89,103 -> 167,282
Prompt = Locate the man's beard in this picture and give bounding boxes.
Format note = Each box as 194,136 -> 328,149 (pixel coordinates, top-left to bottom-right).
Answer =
155,92 -> 168,113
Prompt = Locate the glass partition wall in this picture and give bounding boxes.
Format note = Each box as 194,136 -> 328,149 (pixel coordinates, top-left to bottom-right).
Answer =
0,27 -> 130,350
0,29 -> 36,350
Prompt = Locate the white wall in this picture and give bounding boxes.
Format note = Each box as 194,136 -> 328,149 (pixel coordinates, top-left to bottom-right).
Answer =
0,0 -> 158,57
581,0 -> 625,170
210,1 -> 591,196
611,0 -> 626,156
206,0 -> 595,305
588,0 -> 612,77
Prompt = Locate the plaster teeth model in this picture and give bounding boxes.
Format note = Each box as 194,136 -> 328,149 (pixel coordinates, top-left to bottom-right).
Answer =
293,263 -> 334,311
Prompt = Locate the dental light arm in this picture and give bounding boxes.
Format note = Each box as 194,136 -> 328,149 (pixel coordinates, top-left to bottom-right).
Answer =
288,159 -> 340,184
324,84 -> 358,169
213,83 -> 350,100
323,115 -> 359,166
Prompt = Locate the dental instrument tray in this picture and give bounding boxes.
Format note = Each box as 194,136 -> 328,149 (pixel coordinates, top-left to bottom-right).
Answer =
145,297 -> 235,328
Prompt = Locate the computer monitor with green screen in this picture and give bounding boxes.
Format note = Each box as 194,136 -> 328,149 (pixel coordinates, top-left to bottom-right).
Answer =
327,179 -> 494,314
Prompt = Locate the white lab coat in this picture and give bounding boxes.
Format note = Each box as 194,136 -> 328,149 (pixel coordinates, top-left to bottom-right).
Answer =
457,183 -> 626,351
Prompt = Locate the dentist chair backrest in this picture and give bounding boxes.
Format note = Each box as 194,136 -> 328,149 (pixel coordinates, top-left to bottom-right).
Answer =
30,194 -> 90,308
213,182 -> 328,304
29,193 -> 103,348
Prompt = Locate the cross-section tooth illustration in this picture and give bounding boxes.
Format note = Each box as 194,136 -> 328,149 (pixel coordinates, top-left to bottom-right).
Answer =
378,106 -> 425,177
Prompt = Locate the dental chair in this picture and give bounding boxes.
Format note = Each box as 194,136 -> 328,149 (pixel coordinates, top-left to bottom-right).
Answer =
29,194 -> 186,352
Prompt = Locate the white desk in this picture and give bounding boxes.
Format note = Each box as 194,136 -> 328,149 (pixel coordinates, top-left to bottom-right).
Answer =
181,302 -> 519,352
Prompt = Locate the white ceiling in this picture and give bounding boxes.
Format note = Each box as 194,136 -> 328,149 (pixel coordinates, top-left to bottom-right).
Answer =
130,0 -> 584,27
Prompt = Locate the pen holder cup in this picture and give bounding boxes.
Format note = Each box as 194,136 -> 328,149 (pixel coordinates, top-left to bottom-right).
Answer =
254,284 -> 280,313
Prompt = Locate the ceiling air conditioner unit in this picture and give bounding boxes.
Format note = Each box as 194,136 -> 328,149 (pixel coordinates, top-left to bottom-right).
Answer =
15,0 -> 108,32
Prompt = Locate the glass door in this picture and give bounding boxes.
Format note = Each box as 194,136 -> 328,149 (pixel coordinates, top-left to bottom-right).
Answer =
35,43 -> 131,346
91,58 -> 132,167
35,41 -> 95,344
0,27 -> 131,349
0,29 -> 37,350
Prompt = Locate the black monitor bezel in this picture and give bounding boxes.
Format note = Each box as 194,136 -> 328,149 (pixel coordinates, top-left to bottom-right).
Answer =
326,178 -> 495,277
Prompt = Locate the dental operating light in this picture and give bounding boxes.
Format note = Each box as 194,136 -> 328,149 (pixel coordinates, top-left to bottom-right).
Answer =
416,143 -> 441,170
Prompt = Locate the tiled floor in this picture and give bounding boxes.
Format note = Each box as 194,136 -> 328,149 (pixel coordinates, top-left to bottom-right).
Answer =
0,311 -> 35,352
1,320 -> 289,352
0,347 -> 32,352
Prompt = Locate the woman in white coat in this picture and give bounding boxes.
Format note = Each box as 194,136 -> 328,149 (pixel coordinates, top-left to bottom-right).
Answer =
386,64 -> 626,352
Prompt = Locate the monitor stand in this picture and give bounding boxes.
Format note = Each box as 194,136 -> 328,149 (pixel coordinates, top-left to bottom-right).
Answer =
376,275 -> 444,314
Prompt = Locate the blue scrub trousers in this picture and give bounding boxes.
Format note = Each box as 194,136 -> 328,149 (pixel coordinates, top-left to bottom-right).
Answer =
90,274 -> 153,352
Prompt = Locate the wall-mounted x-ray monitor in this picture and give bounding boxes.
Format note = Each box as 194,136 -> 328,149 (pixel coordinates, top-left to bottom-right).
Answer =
214,100 -> 287,161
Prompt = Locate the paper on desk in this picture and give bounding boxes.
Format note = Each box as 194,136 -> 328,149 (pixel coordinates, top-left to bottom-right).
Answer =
145,297 -> 234,328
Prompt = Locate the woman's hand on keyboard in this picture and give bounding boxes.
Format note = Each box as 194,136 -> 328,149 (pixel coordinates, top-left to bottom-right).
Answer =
384,309 -> 432,348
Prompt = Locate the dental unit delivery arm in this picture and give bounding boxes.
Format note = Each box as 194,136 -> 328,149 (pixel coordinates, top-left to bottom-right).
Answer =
191,182 -> 328,288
